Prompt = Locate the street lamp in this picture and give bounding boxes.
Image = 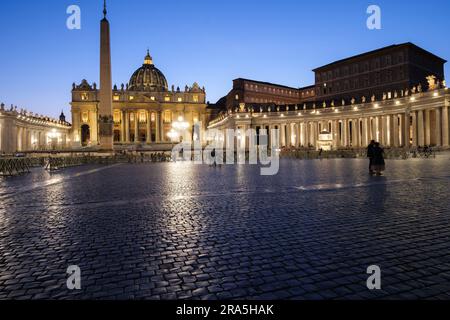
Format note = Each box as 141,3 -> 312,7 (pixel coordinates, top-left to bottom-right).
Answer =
169,116 -> 189,142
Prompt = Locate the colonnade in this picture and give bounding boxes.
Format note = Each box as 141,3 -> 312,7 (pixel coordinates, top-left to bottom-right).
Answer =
256,105 -> 448,149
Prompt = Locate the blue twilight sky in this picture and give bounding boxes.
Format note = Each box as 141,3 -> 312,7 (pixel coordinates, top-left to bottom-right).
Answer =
0,0 -> 449,120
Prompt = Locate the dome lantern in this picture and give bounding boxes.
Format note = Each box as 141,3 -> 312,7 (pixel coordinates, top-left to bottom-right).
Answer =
128,51 -> 168,92
144,49 -> 153,65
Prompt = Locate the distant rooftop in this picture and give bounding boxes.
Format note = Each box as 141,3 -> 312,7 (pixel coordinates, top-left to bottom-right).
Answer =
313,42 -> 447,72
234,78 -> 300,91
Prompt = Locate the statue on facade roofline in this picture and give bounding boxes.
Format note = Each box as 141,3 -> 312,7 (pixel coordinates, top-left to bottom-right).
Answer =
351,98 -> 355,105
371,94 -> 376,102
426,75 -> 437,90
341,99 -> 345,106
0,103 -> 4,110
362,96 -> 366,103
394,91 -> 398,98
331,100 -> 335,107
418,83 -> 422,92
405,88 -> 409,96
412,86 -> 416,94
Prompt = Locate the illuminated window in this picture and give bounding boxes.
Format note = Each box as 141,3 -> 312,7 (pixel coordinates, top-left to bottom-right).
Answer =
235,95 -> 239,100
130,113 -> 135,121
164,96 -> 171,102
193,95 -> 199,103
81,93 -> 88,101
113,95 -> 120,101
129,96 -> 134,101
177,97 -> 183,102
163,110 -> 172,123
81,112 -> 89,123
151,113 -> 156,122
113,111 -> 121,123
151,96 -> 156,101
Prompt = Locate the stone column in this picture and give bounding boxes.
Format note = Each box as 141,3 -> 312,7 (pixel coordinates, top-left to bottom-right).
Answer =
356,119 -> 361,148
352,119 -> 358,148
287,123 -> 291,147
304,123 -> 308,146
393,114 -> 399,147
361,118 -> 367,147
121,110 -> 126,143
134,112 -> 139,143
125,111 -> 130,143
313,122 -> 319,148
146,111 -> 151,143
159,111 -> 164,142
435,108 -> 442,146
417,110 -> 424,146
343,119 -> 348,147
333,120 -> 339,149
280,124 -> 286,147
411,111 -> 417,147
381,116 -> 387,146
155,112 -> 161,142
425,109 -> 431,146
296,123 -> 301,147
442,106 -> 449,147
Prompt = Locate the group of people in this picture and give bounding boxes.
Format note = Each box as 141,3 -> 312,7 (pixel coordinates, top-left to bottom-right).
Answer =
367,140 -> 385,176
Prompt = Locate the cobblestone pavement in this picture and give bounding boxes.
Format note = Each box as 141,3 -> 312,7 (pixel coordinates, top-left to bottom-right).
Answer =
1,156 -> 450,300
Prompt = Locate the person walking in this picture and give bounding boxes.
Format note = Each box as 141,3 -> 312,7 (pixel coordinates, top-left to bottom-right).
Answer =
367,140 -> 376,175
370,142 -> 385,176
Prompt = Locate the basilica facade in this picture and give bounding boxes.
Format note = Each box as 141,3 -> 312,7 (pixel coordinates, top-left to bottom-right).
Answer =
71,51 -> 209,149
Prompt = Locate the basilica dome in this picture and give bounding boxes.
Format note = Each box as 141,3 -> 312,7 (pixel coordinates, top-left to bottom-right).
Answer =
128,51 -> 168,92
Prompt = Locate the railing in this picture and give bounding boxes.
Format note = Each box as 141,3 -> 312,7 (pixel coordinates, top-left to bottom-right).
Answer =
0,158 -> 32,176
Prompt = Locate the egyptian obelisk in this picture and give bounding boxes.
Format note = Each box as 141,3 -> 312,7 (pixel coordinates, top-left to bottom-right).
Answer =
98,0 -> 113,150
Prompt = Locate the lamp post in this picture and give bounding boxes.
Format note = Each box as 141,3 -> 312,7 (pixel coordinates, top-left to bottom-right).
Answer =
168,116 -> 189,142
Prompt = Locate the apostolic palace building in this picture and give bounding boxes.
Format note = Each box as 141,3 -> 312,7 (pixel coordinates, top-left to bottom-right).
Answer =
0,2 -> 449,154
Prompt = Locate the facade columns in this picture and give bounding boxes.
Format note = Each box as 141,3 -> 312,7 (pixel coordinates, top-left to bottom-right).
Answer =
134,111 -> 139,143
393,114 -> 399,147
159,111 -> 164,142
443,106 -> 449,147
343,119 -> 348,147
333,120 -> 339,149
121,110 -> 126,143
361,118 -> 368,147
146,111 -> 152,143
425,109 -> 431,145
352,119 -> 358,147
155,111 -> 161,142
286,123 -> 291,146
418,110 -> 424,146
280,123 -> 286,147
435,108 -> 442,146
410,111 -> 416,147
125,110 -> 130,143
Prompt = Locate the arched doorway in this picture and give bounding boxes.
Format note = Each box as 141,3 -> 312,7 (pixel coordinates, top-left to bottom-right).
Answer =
81,124 -> 90,146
